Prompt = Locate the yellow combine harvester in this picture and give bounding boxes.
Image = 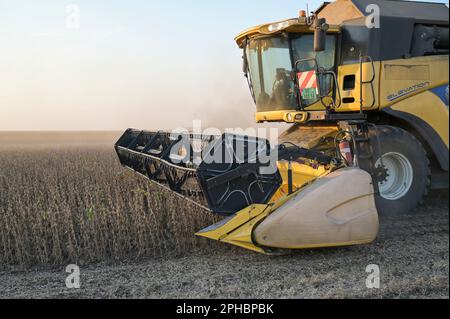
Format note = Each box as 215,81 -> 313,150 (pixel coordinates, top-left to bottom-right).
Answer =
115,0 -> 449,253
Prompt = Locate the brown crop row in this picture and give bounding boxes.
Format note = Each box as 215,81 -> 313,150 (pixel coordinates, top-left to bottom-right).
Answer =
0,146 -> 220,269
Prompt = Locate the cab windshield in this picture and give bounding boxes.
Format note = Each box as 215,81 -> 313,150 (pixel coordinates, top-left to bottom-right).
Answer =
245,34 -> 336,112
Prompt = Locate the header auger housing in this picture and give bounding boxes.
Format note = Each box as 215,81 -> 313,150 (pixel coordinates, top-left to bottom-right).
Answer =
116,0 -> 448,253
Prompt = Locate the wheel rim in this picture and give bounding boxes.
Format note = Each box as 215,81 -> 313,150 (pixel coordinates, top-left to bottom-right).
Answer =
376,152 -> 414,201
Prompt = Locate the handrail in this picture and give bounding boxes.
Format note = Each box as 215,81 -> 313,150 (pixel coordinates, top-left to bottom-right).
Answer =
294,57 -> 342,111
359,55 -> 376,112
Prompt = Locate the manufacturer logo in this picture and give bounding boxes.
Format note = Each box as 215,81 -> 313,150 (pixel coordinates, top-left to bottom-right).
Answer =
387,82 -> 431,102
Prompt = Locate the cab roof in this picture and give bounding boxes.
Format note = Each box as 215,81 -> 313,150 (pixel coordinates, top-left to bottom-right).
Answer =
234,17 -> 340,48
235,0 -> 449,48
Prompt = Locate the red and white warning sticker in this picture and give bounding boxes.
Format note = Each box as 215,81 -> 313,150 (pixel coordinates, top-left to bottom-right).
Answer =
297,70 -> 319,100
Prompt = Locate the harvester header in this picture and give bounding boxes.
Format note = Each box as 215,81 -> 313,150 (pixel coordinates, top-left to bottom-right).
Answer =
116,0 -> 449,254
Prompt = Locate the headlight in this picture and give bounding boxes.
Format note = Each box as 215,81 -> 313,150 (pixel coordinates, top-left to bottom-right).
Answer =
287,113 -> 294,122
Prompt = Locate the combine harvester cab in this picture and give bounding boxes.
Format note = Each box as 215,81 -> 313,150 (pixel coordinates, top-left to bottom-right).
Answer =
115,130 -> 379,253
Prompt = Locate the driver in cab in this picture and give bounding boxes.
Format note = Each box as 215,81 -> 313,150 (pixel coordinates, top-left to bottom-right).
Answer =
270,68 -> 290,107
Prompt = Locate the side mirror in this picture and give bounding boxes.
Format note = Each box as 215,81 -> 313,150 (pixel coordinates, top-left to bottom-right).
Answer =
314,18 -> 329,52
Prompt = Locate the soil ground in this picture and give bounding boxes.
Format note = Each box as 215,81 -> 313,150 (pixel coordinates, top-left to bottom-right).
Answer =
1,191 -> 448,299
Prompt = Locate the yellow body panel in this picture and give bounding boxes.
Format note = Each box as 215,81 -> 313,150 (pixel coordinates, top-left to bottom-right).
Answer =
196,204 -> 271,253
390,90 -> 449,147
379,55 -> 449,148
255,100 -> 328,123
255,110 -> 298,123
271,161 -> 330,202
337,61 -> 381,111
220,211 -> 272,253
380,55 -> 449,108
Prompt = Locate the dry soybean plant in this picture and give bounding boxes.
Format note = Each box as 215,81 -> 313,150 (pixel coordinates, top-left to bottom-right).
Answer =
0,145 -> 220,269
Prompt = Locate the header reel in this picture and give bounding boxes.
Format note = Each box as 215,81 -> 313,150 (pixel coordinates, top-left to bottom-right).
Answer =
115,130 -> 283,215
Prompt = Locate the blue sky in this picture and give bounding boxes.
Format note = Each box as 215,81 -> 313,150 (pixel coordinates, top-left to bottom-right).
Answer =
0,0 -> 448,130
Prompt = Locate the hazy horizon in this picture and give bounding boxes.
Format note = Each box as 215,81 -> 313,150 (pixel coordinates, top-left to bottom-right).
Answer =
1,0 -> 447,131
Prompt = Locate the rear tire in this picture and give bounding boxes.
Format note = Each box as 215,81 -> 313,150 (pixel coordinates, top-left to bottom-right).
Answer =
370,126 -> 430,215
